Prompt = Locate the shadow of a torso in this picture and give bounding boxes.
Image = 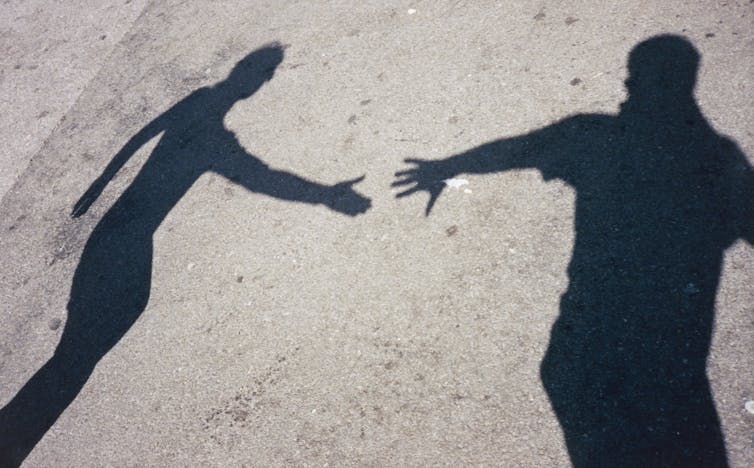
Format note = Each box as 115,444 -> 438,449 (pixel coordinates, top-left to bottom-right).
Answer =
67,87 -> 255,353
539,104 -> 748,467
102,88 -> 256,232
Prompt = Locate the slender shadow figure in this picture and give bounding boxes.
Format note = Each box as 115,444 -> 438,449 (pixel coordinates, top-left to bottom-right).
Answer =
0,44 -> 370,465
394,35 -> 752,467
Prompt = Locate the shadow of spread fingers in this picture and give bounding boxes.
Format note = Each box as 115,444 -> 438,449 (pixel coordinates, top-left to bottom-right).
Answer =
391,177 -> 417,187
395,186 -> 421,198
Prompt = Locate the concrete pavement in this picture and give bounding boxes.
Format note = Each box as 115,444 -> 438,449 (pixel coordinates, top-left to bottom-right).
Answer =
1,1 -> 752,466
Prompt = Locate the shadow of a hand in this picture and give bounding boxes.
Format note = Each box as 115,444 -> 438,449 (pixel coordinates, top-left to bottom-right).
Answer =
392,158 -> 455,215
326,175 -> 371,216
71,178 -> 107,218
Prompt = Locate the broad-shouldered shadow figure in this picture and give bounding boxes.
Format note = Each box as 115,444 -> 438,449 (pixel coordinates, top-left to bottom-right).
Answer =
0,43 -> 370,465
394,35 -> 752,466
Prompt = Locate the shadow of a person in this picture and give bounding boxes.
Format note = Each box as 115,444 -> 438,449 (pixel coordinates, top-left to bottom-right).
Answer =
394,35 -> 752,467
0,43 -> 370,466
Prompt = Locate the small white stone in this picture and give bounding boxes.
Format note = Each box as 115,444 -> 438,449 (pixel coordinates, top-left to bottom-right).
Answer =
407,9 -> 417,15
444,178 -> 469,189
463,188 -> 472,194
745,400 -> 754,414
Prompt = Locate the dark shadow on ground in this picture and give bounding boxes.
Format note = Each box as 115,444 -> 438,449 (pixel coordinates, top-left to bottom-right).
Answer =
0,43 -> 370,466
394,35 -> 752,467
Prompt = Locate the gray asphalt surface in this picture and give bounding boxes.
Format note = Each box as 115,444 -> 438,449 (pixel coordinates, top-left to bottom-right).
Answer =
1,1 -> 752,466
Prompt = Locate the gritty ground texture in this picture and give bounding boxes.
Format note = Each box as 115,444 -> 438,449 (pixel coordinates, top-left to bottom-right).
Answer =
0,0 -> 150,200
1,1 -> 752,466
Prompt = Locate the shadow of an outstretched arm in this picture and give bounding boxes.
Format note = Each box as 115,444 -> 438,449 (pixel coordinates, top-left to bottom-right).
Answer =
393,123 -> 564,215
212,147 -> 371,216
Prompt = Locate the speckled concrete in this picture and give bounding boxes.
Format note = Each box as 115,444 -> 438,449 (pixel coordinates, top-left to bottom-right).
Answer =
1,1 -> 752,466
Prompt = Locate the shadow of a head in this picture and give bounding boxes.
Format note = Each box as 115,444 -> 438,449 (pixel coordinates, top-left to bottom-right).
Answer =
221,43 -> 286,99
624,34 -> 700,107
